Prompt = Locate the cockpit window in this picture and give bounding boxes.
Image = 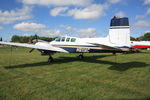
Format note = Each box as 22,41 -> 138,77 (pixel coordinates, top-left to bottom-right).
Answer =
55,37 -> 76,42
61,37 -> 65,42
71,38 -> 76,42
55,37 -> 61,42
66,38 -> 70,42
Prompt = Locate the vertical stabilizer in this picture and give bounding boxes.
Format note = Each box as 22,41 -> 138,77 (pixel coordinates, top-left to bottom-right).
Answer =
109,16 -> 130,46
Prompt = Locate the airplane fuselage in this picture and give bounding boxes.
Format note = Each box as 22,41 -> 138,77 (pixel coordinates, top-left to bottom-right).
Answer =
48,36 -> 130,53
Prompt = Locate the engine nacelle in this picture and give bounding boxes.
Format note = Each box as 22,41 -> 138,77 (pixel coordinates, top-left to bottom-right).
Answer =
35,42 -> 56,55
40,50 -> 55,55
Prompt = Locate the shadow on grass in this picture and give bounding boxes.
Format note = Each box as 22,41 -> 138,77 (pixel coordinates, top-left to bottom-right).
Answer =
4,54 -> 149,71
108,62 -> 148,71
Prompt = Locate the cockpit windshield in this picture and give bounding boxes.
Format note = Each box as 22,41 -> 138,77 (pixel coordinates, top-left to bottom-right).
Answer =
61,37 -> 65,42
55,37 -> 61,42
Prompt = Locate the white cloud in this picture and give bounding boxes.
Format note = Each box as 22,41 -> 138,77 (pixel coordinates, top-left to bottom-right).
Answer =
13,22 -> 47,31
13,22 -> 61,36
59,25 -> 97,37
143,30 -> 150,34
135,15 -> 145,20
134,20 -> 150,29
68,4 -> 108,20
22,0 -> 92,6
50,7 -> 68,16
146,8 -> 150,15
135,8 -> 150,20
51,4 -> 108,20
115,11 -> 125,18
144,0 -> 150,5
0,26 -> 4,30
107,0 -> 121,4
0,6 -> 32,24
59,25 -> 76,32
40,30 -> 61,36
77,28 -> 97,37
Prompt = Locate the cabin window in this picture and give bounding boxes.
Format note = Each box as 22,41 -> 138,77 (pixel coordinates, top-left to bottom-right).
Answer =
55,37 -> 61,42
61,37 -> 65,42
71,38 -> 76,42
66,38 -> 70,42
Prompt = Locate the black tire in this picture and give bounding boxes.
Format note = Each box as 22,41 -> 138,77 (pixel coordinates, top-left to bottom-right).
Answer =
113,52 -> 116,55
79,55 -> 84,59
48,57 -> 53,63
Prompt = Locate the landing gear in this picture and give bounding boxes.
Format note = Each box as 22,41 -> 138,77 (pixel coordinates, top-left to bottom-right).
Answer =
48,55 -> 53,63
112,52 -> 116,55
78,53 -> 84,59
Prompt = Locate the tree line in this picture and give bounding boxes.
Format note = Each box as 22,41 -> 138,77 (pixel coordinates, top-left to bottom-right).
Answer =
130,32 -> 150,41
10,32 -> 150,43
11,35 -> 55,43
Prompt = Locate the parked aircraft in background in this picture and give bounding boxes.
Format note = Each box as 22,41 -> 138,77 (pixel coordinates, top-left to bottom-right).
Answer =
131,41 -> 150,49
0,16 -> 150,62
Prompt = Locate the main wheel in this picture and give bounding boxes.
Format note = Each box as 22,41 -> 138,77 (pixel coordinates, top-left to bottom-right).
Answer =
78,54 -> 84,59
112,52 -> 116,55
48,56 -> 53,63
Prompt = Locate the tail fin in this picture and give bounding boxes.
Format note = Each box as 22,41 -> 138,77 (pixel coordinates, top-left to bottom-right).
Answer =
108,16 -> 130,46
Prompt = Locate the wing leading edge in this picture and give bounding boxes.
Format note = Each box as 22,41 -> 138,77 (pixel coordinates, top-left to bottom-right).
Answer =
0,41 -> 68,53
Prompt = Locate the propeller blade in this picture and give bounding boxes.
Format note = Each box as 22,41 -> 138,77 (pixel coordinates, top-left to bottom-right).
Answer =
29,48 -> 35,53
35,34 -> 38,42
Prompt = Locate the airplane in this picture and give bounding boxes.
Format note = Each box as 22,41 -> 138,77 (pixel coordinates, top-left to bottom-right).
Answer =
0,16 -> 150,63
131,41 -> 150,49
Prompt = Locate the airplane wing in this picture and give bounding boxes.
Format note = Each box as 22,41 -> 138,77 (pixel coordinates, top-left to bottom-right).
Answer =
88,43 -> 122,51
0,41 -> 68,53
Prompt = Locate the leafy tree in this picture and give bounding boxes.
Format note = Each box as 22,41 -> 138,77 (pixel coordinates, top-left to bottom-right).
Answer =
130,36 -> 137,41
11,35 -> 55,43
136,32 -> 150,41
143,32 -> 150,41
11,35 -> 21,42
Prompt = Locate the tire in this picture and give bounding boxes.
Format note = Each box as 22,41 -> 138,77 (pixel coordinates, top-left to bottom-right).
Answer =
48,57 -> 53,63
79,55 -> 84,59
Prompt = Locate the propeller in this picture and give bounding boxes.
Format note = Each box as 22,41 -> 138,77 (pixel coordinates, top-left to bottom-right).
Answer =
29,48 -> 35,53
29,34 -> 47,53
29,34 -> 38,53
31,34 -> 38,44
35,34 -> 38,43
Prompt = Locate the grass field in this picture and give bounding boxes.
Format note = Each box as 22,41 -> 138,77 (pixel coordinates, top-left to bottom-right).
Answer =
0,46 -> 150,100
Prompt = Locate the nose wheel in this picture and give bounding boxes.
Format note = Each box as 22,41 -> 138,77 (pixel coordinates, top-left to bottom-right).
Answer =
48,56 -> 53,63
78,53 -> 84,59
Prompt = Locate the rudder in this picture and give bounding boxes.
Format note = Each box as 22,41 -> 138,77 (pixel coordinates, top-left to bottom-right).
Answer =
108,16 -> 130,46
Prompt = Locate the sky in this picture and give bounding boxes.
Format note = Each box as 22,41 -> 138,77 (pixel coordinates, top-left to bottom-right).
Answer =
0,0 -> 150,41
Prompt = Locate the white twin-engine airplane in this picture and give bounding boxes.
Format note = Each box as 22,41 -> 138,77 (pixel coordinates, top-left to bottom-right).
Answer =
0,16 -> 150,62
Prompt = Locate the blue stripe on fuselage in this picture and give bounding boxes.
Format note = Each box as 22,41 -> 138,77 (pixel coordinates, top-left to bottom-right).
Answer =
58,46 -> 129,53
53,44 -> 130,48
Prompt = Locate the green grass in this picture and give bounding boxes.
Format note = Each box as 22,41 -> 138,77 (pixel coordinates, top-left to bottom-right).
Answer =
0,46 -> 150,100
